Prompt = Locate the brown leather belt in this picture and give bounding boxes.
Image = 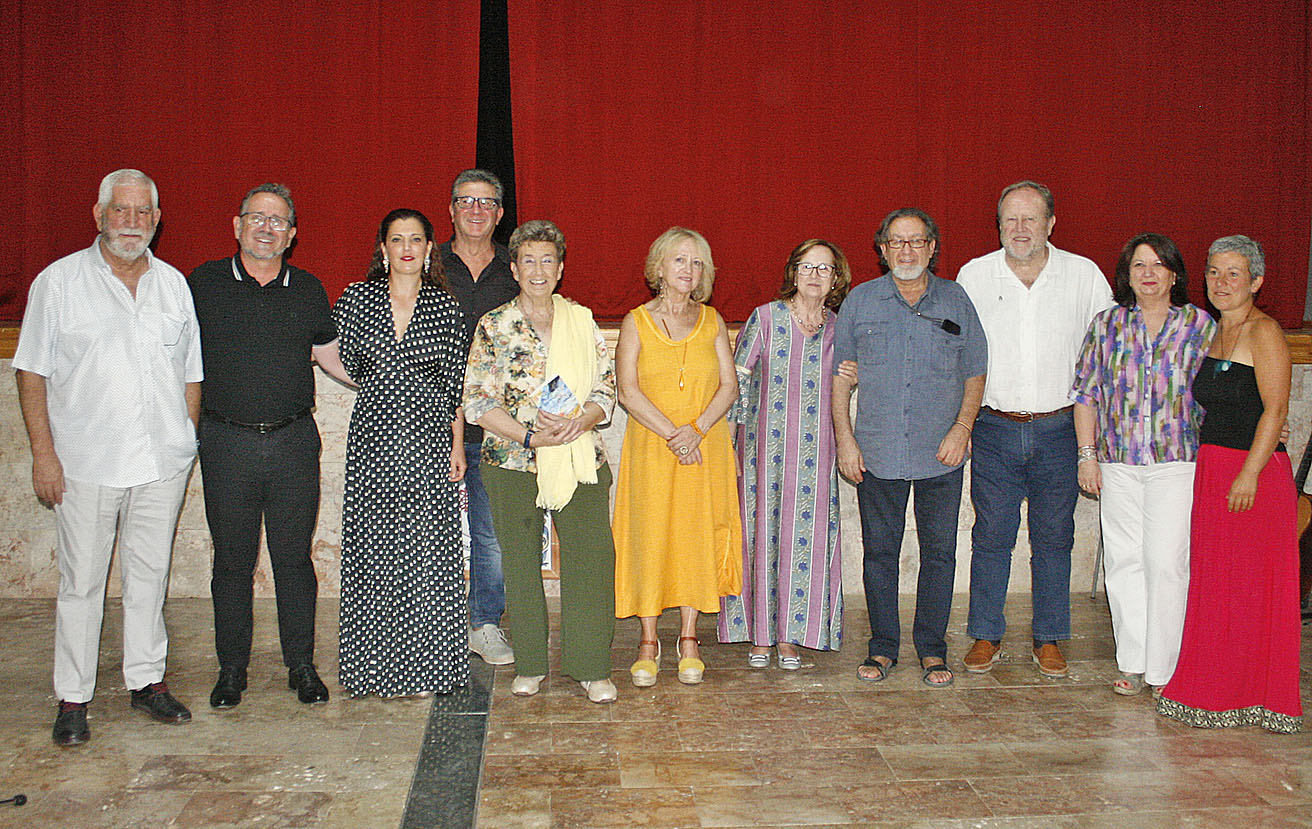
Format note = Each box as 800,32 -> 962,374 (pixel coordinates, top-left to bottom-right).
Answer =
982,405 -> 1073,423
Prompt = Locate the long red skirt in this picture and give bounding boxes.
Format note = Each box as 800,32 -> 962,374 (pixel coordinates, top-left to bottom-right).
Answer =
1157,445 -> 1303,733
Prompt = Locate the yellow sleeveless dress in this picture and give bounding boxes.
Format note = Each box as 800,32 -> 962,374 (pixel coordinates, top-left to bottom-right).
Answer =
613,304 -> 743,617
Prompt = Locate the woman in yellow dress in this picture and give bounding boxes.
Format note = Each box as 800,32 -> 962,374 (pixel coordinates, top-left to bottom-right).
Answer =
613,227 -> 742,686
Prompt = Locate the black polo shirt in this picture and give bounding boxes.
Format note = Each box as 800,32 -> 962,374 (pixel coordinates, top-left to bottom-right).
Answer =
440,238 -> 518,443
189,254 -> 336,423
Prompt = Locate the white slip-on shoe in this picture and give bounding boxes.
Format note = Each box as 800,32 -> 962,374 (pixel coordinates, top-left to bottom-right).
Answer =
510,675 -> 544,696
581,679 -> 617,703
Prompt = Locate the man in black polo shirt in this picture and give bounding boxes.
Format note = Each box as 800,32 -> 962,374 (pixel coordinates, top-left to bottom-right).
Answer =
441,169 -> 519,665
189,183 -> 352,709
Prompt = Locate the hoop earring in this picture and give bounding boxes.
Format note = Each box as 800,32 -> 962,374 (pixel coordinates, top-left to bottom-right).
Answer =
383,257 -> 389,274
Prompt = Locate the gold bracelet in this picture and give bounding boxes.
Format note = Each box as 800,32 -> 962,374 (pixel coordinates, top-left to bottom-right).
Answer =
689,420 -> 705,437
954,419 -> 972,433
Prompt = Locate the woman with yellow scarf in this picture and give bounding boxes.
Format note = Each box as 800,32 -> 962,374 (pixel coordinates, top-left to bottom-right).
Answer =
462,220 -> 619,704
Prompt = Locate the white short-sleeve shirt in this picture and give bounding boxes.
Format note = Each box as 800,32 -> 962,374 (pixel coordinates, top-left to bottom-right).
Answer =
14,239 -> 203,487
956,243 -> 1114,414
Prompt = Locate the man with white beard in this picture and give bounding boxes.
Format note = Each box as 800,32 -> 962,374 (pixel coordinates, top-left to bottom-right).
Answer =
832,208 -> 987,689
15,169 -> 203,745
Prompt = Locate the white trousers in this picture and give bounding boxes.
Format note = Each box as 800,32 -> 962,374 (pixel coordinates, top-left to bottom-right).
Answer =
1098,461 -> 1194,685
53,466 -> 190,702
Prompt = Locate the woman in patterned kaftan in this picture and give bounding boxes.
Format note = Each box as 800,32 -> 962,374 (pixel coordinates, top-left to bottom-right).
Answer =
717,240 -> 851,668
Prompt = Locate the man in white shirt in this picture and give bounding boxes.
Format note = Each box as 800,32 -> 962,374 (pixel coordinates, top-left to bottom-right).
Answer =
15,169 -> 203,746
955,181 -> 1113,678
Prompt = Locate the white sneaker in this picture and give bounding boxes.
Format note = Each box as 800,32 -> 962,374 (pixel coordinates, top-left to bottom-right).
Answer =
469,624 -> 515,665
510,675 -> 544,696
581,679 -> 617,703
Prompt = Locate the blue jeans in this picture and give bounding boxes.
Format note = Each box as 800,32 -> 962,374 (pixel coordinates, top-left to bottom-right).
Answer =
464,441 -> 505,627
967,410 -> 1078,642
857,467 -> 963,663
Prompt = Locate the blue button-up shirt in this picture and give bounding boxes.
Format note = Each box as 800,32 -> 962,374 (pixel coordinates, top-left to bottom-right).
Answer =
833,274 -> 988,480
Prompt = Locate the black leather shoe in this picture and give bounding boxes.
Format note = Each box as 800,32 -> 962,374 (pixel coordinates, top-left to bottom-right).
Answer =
53,701 -> 89,746
210,666 -> 247,709
288,664 -> 329,704
130,681 -> 192,723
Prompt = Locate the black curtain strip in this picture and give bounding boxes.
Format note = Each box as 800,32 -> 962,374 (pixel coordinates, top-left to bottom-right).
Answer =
477,0 -> 516,245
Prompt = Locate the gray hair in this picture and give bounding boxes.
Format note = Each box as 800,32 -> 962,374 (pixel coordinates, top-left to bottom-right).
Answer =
874,207 -> 941,273
508,219 -> 566,262
451,169 -> 504,201
240,183 -> 296,226
98,169 -> 158,209
1208,234 -> 1265,279
997,180 -> 1055,221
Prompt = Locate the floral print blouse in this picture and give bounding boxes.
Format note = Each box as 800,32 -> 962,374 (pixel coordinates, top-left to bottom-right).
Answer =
462,297 -> 615,473
1070,303 -> 1216,465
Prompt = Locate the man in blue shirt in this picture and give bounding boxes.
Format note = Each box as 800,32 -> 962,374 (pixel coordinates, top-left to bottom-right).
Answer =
832,208 -> 987,688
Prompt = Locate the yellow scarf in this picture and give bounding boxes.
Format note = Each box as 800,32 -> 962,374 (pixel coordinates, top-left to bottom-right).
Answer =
536,295 -> 598,509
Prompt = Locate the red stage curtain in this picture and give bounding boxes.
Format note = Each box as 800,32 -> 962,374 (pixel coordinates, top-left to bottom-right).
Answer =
509,1 -> 1311,325
3,2 -> 480,321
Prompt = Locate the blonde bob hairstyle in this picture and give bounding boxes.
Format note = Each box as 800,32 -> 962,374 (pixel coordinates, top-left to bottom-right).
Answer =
644,227 -> 716,303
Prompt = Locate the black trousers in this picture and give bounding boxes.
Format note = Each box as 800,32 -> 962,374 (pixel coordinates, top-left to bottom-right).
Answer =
199,415 -> 321,670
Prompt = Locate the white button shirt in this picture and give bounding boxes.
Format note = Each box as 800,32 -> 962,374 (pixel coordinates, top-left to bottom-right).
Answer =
956,243 -> 1113,413
14,240 -> 203,488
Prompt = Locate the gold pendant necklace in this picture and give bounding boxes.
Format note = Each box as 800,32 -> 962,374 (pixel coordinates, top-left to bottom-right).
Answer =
661,317 -> 688,390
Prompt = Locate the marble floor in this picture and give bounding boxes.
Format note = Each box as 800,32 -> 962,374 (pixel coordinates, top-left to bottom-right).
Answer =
0,595 -> 1309,828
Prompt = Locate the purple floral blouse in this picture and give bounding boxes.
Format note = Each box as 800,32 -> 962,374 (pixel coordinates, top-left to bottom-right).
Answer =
1070,303 -> 1216,464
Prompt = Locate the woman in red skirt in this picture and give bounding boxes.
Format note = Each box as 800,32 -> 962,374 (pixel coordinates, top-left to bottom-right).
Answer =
1157,235 -> 1303,733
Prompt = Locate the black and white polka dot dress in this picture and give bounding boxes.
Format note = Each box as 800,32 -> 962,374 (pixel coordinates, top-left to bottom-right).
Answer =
333,278 -> 469,696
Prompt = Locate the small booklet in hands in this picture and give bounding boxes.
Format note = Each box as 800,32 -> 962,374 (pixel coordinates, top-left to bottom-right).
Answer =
537,375 -> 583,419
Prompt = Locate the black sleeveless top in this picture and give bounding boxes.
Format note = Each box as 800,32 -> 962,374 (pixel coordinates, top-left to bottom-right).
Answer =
1193,357 -> 1285,453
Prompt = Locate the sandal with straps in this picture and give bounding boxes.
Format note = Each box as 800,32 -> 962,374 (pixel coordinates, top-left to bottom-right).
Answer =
676,636 -> 704,685
630,640 -> 660,687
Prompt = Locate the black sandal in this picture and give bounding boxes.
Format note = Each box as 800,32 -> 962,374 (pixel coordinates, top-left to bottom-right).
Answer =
921,660 -> 955,688
857,656 -> 894,682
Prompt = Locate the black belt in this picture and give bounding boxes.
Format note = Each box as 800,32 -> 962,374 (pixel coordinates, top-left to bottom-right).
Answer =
204,408 -> 312,433
982,405 -> 1073,423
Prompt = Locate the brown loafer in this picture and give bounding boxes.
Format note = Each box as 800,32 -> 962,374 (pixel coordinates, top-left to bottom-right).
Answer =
1032,643 -> 1068,677
963,640 -> 1001,673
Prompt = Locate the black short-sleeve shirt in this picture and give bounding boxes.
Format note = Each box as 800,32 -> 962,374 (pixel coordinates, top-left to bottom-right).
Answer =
189,254 -> 337,422
440,239 -> 519,442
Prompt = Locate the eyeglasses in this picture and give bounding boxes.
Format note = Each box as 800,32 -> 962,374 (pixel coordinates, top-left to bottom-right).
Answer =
452,196 -> 502,210
884,238 -> 930,250
241,212 -> 292,232
796,263 -> 836,277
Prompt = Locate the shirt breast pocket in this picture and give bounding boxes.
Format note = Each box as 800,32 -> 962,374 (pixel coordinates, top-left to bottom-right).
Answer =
857,323 -> 888,365
158,314 -> 187,347
933,330 -> 966,375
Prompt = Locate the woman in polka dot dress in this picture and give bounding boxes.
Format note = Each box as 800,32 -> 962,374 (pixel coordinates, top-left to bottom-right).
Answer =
332,208 -> 469,697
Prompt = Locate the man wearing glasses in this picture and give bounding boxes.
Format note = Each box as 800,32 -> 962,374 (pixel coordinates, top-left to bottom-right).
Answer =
439,169 -> 518,666
955,181 -> 1113,678
189,183 -> 352,709
832,208 -> 987,689
17,169 -> 201,745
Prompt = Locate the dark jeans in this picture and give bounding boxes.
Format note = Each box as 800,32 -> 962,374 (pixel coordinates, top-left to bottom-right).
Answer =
857,467 -> 963,663
464,442 -> 506,628
199,415 -> 321,670
966,409 -> 1078,643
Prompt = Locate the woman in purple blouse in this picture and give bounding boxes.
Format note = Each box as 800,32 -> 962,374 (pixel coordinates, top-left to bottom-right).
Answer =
1070,233 -> 1215,697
